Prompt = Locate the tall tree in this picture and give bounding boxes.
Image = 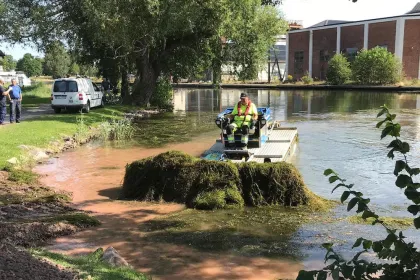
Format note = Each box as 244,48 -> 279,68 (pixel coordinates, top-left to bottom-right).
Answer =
0,55 -> 16,71
43,41 -> 71,78
16,53 -> 42,77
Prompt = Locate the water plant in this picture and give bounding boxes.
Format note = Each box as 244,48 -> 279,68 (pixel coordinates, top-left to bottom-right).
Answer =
297,105 -> 420,280
98,117 -> 135,141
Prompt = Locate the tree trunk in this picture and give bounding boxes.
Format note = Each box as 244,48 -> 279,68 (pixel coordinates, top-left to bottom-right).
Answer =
132,49 -> 159,107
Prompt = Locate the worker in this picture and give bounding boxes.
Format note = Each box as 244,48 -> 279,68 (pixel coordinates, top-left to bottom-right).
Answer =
226,92 -> 258,146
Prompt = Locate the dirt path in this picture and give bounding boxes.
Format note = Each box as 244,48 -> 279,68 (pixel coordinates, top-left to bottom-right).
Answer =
33,136 -> 303,280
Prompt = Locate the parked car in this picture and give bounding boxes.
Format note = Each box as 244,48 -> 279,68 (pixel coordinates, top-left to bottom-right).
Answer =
51,77 -> 104,113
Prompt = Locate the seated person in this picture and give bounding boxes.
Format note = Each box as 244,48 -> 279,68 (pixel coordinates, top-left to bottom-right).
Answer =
226,93 -> 258,146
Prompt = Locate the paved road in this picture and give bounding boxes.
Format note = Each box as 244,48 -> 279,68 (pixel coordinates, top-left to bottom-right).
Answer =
21,104 -> 54,120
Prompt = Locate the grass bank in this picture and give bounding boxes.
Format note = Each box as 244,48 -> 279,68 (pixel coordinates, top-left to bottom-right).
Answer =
31,249 -> 149,280
22,82 -> 52,107
0,106 -> 130,169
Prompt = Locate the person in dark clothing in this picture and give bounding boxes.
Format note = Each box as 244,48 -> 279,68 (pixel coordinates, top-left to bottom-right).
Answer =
9,78 -> 22,123
0,78 -> 12,125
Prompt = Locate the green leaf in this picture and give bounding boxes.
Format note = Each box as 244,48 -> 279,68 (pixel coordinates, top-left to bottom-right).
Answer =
394,160 -> 406,176
414,217 -> 420,229
332,183 -> 346,193
387,139 -> 402,149
316,271 -> 327,280
297,270 -> 316,280
354,264 -> 366,278
381,126 -> 393,139
331,268 -> 339,280
362,210 -> 378,219
353,237 -> 363,248
410,168 -> 420,176
322,243 -> 333,250
390,123 -> 401,137
395,175 -> 412,188
363,240 -> 373,250
401,142 -> 410,154
387,148 -> 395,159
329,176 -> 340,183
347,197 -> 359,211
341,265 -> 353,278
408,205 -> 420,216
324,169 -> 335,176
341,191 -> 350,203
404,188 -> 420,203
377,107 -> 387,118
356,202 -> 368,213
390,114 -> 396,120
372,241 -> 383,252
376,119 -> 386,128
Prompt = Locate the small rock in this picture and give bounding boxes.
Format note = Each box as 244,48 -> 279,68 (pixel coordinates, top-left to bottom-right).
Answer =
101,247 -> 130,267
7,157 -> 18,165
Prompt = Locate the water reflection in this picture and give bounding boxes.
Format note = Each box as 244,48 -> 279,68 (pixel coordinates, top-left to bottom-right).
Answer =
173,88 -> 420,209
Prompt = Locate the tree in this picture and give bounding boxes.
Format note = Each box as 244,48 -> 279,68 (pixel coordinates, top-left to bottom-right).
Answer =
16,53 -> 42,77
43,41 -> 71,78
69,63 -> 80,75
0,55 -> 16,71
297,105 -> 420,280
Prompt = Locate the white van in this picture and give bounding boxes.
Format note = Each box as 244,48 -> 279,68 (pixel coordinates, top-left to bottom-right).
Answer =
51,77 -> 104,113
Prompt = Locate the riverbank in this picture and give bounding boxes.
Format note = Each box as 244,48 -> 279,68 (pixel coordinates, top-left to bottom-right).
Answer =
172,82 -> 420,92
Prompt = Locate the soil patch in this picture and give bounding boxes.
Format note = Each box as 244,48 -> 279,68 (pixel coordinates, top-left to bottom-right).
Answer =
0,243 -> 77,280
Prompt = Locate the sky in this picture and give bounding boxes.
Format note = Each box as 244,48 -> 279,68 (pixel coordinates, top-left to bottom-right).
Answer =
1,0 -> 419,60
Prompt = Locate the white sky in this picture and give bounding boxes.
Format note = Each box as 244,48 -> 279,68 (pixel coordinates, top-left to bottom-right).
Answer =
1,0 -> 419,60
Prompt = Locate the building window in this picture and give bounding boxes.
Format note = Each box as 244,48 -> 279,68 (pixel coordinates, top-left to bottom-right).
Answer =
320,50 -> 330,62
294,51 -> 304,74
343,47 -> 358,62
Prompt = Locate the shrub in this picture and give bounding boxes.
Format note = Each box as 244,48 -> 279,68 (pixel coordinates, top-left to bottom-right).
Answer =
121,151 -> 312,210
352,47 -> 402,85
326,54 -> 351,85
301,71 -> 313,84
150,75 -> 173,109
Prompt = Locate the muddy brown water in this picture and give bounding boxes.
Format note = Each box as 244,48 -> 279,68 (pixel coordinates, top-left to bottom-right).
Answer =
34,89 -> 420,279
35,131 -> 302,280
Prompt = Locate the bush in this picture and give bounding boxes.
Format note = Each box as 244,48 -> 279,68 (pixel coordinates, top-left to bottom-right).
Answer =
121,151 -> 312,210
150,75 -> 173,109
352,47 -> 402,85
301,71 -> 313,84
326,54 -> 352,85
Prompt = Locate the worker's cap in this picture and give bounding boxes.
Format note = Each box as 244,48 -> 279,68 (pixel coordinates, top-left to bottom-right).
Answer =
240,93 -> 248,99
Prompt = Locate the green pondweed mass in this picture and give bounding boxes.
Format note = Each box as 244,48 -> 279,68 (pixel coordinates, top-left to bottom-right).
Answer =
122,151 -> 328,210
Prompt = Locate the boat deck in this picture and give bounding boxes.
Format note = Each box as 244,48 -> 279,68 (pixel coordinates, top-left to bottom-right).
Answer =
203,126 -> 298,163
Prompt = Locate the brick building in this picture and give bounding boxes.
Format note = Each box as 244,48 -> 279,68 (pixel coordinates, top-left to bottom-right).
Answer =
286,3 -> 420,80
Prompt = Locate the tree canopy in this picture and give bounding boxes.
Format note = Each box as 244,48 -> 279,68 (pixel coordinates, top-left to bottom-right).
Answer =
16,53 -> 43,77
43,41 -> 71,78
0,55 -> 16,71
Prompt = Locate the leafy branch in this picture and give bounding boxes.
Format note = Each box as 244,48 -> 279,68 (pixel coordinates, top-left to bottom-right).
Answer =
297,105 -> 420,280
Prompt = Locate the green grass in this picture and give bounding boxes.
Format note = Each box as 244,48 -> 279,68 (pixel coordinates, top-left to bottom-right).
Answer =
0,106 -> 129,169
31,249 -> 149,280
22,82 -> 52,107
348,215 -> 414,229
6,168 -> 39,184
45,213 -> 101,227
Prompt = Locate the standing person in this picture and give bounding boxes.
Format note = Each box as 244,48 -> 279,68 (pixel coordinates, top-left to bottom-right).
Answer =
0,78 -> 11,125
9,78 -> 22,123
226,92 -> 259,147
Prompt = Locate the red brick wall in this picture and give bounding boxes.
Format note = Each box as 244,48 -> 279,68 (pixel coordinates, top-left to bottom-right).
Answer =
312,28 -> 337,80
341,25 -> 364,51
368,21 -> 396,53
403,19 -> 420,79
288,31 -> 309,80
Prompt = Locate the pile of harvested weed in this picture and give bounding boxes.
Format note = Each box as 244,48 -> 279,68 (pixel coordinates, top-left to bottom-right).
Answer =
122,151 -> 326,210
